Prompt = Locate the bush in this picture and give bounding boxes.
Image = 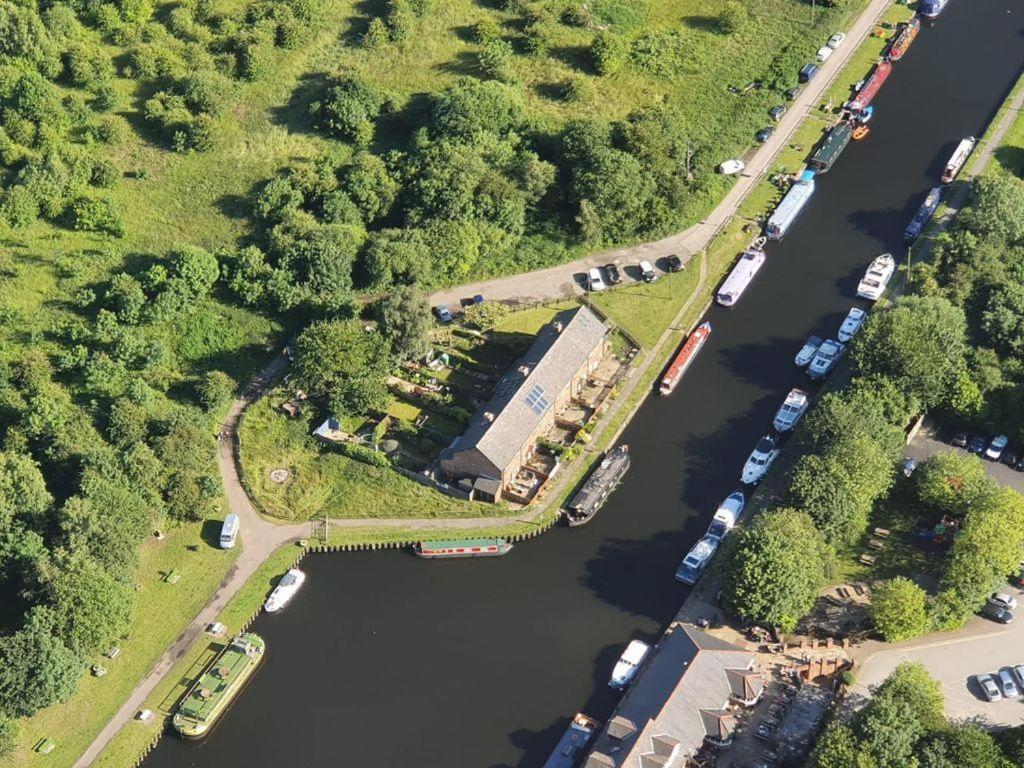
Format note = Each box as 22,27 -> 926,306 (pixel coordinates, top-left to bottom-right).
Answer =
478,38 -> 516,83
591,31 -> 629,75
309,72 -> 387,145
718,1 -> 749,34
66,195 -> 125,236
336,440 -> 391,468
870,577 -> 931,642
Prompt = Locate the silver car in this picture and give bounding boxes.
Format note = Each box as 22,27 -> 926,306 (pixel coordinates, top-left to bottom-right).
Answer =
976,673 -> 1002,701
999,669 -> 1020,697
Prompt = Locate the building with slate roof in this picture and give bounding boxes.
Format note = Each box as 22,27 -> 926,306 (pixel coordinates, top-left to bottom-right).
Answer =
439,306 -> 609,501
584,624 -> 764,768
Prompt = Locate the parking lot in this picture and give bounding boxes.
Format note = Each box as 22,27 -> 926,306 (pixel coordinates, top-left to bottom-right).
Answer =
905,423 -> 1024,496
853,606 -> 1024,728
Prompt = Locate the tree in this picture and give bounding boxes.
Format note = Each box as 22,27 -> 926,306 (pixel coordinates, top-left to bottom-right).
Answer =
959,173 -> 1024,244
430,79 -> 523,140
362,228 -> 433,288
0,450 -> 52,530
293,319 -> 393,417
915,451 -> 996,516
718,1 -> 749,33
722,508 -> 831,632
0,617 -> 81,717
870,577 -> 930,642
870,662 -> 946,733
982,282 -> 1024,357
105,272 -> 147,324
310,72 -> 386,145
591,31 -> 629,75
167,245 -> 219,298
920,725 -> 1013,768
852,296 -> 968,410
855,695 -> 923,768
0,715 -> 16,760
196,370 -> 236,411
810,723 -> 877,768
378,287 -> 432,362
46,558 -> 134,654
344,152 -> 397,223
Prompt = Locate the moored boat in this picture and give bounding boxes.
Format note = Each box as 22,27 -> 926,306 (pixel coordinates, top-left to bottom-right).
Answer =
413,538 -> 513,558
173,633 -> 265,738
706,491 -> 746,541
849,60 -> 892,112
675,536 -> 719,585
920,0 -> 950,19
941,137 -> 977,184
904,186 -> 943,242
264,568 -> 306,613
852,125 -> 870,141
766,170 -> 816,240
856,253 -> 895,301
659,321 -> 711,396
565,445 -> 630,527
809,121 -> 853,173
888,17 -> 920,61
610,639 -> 651,690
543,713 -> 601,768
716,242 -> 766,307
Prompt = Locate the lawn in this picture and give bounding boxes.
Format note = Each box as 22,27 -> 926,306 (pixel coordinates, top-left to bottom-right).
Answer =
8,521 -> 238,768
236,394 -> 504,522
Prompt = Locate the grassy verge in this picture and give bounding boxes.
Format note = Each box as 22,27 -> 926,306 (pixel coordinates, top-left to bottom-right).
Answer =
589,267 -> 703,349
9,523 -> 238,768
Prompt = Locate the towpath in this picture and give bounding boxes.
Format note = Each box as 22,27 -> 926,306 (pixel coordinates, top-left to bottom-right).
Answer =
429,0 -> 895,311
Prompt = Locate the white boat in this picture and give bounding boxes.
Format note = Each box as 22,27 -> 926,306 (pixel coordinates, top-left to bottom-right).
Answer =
741,435 -> 779,485
773,388 -> 809,433
675,536 -> 720,585
609,639 -> 650,690
941,137 -> 976,184
706,491 -> 746,541
264,568 -> 306,613
837,307 -> 866,342
766,171 -> 815,240
808,339 -> 845,379
856,253 -> 895,301
716,244 -> 767,307
795,335 -> 823,367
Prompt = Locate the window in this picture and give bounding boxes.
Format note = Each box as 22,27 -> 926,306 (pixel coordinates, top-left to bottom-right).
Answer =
524,384 -> 550,415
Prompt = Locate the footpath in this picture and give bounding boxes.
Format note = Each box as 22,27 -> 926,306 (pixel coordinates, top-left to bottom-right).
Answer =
429,0 -> 895,311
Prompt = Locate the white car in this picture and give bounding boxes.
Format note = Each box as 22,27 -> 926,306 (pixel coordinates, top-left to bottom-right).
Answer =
639,260 -> 658,283
808,339 -> 846,380
816,46 -> 834,63
719,159 -> 746,175
837,307 -> 866,342
990,592 -> 1018,611
587,267 -> 607,292
610,640 -> 650,690
742,435 -> 779,484
977,673 -> 1002,701
795,335 -> 823,367
773,389 -> 809,433
857,253 -> 895,301
827,32 -> 847,49
1014,665 -> 1024,689
986,435 -> 1009,461
999,669 -> 1020,697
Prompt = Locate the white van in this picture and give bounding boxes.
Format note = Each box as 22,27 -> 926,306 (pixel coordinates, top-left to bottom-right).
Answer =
816,46 -> 834,63
220,514 -> 240,549
639,261 -> 658,283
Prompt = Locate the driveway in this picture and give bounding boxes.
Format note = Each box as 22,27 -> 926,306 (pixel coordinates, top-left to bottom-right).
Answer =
852,610 -> 1024,727
905,423 -> 1024,495
429,0 -> 896,312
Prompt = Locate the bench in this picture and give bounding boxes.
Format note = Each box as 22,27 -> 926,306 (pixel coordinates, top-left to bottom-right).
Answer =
873,527 -> 891,538
859,554 -> 876,566
868,539 -> 886,550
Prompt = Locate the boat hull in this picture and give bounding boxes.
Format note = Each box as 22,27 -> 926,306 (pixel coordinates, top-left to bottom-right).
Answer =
659,322 -> 711,395
414,540 -> 513,558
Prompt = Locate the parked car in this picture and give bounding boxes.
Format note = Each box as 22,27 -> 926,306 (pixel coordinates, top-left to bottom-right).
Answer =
967,436 -> 988,455
795,335 -> 823,367
784,86 -> 801,101
433,305 -> 453,323
1015,455 -> 1024,472
742,435 -> 780,485
719,159 -> 746,175
986,435 -> 1009,461
837,307 -> 866,342
816,46 -> 834,63
799,63 -> 820,83
605,263 -> 622,285
639,260 -> 658,283
472,294 -> 484,305
756,126 -> 775,143
666,254 -> 684,272
976,673 -> 1002,701
951,431 -> 969,448
1002,451 -> 1019,468
1014,665 -> 1024,689
999,669 -> 1020,697
769,105 -> 787,122
980,602 -> 1014,624
989,592 -> 1019,611
587,267 -> 607,292
827,32 -> 847,49
901,457 -> 917,477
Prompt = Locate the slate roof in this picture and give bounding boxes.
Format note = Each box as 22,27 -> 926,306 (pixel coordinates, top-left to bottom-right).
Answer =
584,625 -> 757,768
725,667 -> 765,702
442,306 -> 608,475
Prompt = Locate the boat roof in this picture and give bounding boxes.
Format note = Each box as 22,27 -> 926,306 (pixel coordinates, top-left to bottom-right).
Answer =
178,634 -> 263,722
421,538 -> 505,549
621,640 -> 650,663
568,447 -> 630,515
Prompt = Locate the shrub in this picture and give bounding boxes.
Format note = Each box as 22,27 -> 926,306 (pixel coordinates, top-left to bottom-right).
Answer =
478,38 -> 516,83
472,17 -> 501,44
591,31 -> 629,75
337,440 -> 391,468
66,195 -> 125,236
718,1 -> 749,34
870,577 -> 931,642
309,72 -> 386,145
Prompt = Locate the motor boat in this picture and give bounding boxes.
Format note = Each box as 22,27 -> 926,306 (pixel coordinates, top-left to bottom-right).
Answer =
795,335 -> 823,367
706,491 -> 746,541
856,253 -> 895,301
808,339 -> 846,379
772,389 -> 809,433
742,435 -> 779,484
264,568 -> 306,613
838,307 -> 866,342
609,640 -> 650,690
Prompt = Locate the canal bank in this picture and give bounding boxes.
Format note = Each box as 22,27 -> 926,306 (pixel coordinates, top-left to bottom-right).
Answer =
132,3 -> 1024,768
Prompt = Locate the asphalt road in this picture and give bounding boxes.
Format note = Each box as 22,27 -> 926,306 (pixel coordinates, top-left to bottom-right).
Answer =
905,423 -> 1024,496
853,611 -> 1024,728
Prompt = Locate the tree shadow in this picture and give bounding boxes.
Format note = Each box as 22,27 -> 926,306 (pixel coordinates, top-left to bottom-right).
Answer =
271,71 -> 333,135
343,0 -> 389,45
994,145 -> 1024,178
681,15 -> 721,33
434,50 -> 483,78
549,45 -> 593,74
533,81 -> 567,103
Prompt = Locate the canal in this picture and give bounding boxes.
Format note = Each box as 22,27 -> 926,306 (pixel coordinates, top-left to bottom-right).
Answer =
145,2 -> 1024,766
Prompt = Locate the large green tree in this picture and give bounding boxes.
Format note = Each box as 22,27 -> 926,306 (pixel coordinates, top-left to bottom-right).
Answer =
722,508 -> 831,632
869,577 -> 930,642
45,558 -> 134,654
0,617 -> 81,717
378,286 -> 432,362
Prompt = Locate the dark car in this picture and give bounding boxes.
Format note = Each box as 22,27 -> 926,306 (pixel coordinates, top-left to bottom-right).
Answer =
605,263 -> 622,285
799,63 -> 820,83
769,105 -> 787,122
967,436 -> 988,455
756,127 -> 774,143
666,254 -> 684,272
1015,455 -> 1024,472
951,431 -> 969,448
785,86 -> 801,101
433,305 -> 453,323
473,294 -> 484,305
980,602 -> 1014,624
1002,451 -> 1019,468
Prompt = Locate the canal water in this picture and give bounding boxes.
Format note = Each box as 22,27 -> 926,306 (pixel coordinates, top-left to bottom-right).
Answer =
145,3 -> 1024,766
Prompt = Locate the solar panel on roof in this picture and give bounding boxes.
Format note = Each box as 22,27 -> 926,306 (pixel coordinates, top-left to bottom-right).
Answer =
524,384 -> 549,415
